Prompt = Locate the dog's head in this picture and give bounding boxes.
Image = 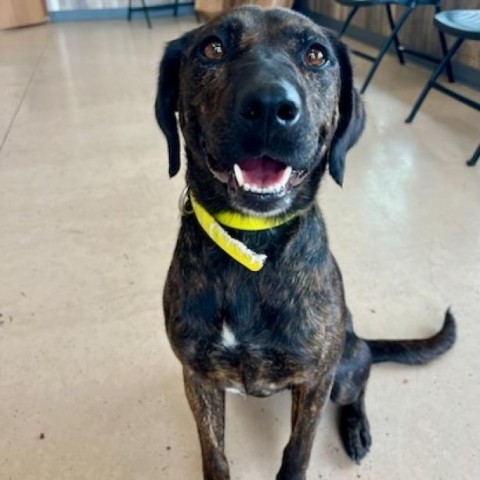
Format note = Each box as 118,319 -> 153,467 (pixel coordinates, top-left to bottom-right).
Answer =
155,6 -> 364,216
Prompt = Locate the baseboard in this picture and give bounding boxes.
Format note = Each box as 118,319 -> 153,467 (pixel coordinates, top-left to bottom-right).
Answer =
49,5 -> 194,23
307,11 -> 480,91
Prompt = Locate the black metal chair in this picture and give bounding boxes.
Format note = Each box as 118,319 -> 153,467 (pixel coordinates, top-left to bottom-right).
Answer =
127,0 -> 183,29
405,10 -> 480,167
336,0 -> 454,94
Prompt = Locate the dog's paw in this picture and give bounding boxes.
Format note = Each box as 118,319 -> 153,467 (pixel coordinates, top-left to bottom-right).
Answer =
276,471 -> 305,480
339,410 -> 372,464
276,457 -> 307,480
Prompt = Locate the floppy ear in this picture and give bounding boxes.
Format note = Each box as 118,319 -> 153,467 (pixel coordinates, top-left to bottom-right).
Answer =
155,37 -> 185,178
328,39 -> 366,186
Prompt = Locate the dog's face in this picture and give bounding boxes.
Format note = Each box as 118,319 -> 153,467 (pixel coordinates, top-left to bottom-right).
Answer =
156,6 -> 364,216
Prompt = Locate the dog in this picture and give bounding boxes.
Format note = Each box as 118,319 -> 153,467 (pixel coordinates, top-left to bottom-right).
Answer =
155,6 -> 456,480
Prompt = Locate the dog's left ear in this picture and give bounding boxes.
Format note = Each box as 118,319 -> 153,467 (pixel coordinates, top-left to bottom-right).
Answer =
328,39 -> 366,187
155,37 -> 186,178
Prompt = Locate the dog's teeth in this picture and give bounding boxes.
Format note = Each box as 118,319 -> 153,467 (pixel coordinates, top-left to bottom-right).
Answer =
233,164 -> 244,187
241,182 -> 287,194
240,168 -> 292,195
280,166 -> 293,187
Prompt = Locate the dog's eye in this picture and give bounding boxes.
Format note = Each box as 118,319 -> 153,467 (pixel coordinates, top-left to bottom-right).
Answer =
305,45 -> 326,67
203,40 -> 226,60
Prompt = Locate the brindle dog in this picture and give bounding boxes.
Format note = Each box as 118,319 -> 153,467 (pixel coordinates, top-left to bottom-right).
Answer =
155,6 -> 456,480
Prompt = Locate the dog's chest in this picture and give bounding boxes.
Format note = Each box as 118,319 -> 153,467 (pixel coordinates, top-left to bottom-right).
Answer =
207,317 -> 321,397
168,266 -> 343,397
164,214 -> 344,396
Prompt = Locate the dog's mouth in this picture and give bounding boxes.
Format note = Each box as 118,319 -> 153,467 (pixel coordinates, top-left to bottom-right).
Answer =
208,156 -> 307,198
234,157 -> 292,195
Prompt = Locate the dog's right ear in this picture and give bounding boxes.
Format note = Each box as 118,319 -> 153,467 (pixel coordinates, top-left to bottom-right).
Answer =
155,37 -> 185,178
327,37 -> 366,187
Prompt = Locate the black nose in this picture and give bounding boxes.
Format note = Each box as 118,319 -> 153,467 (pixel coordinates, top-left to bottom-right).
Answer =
238,81 -> 302,129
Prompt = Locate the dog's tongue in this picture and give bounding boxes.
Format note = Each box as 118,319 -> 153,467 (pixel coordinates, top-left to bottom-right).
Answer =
239,157 -> 286,188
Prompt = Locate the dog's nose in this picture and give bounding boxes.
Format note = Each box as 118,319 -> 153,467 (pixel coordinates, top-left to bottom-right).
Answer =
238,82 -> 302,129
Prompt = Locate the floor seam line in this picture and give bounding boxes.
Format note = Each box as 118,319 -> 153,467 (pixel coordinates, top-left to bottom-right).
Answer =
0,34 -> 51,156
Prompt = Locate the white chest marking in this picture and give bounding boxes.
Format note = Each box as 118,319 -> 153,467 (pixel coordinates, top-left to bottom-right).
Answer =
221,323 -> 238,348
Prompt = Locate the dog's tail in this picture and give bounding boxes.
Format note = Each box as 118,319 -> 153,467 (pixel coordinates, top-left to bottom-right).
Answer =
366,309 -> 456,365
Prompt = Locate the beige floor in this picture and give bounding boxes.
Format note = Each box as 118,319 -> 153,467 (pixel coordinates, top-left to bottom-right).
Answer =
0,14 -> 479,480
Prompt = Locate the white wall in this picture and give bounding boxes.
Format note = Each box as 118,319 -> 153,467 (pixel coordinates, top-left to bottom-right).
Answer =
46,1 -> 189,12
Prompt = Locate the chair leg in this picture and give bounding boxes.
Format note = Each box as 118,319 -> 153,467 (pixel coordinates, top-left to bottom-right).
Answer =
127,0 -> 132,21
467,145 -> 480,167
140,0 -> 152,28
174,0 -> 180,17
360,6 -> 415,94
435,4 -> 455,83
438,30 -> 455,82
385,4 -> 405,65
405,38 -> 464,123
338,6 -> 360,39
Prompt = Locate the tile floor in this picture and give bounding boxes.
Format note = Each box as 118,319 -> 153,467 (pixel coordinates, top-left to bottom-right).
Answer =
0,13 -> 479,480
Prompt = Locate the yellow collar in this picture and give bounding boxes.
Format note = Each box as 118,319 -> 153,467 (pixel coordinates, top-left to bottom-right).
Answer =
189,193 -> 297,271
214,208 -> 298,231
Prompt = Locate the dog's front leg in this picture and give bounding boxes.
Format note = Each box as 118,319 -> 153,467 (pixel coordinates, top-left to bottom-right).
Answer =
276,373 -> 334,480
183,368 -> 230,480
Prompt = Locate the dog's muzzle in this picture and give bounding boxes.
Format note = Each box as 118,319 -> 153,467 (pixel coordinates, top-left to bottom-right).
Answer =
203,58 -> 315,215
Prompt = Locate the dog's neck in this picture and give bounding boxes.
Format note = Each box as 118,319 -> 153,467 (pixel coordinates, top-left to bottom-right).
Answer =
188,193 -> 300,272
